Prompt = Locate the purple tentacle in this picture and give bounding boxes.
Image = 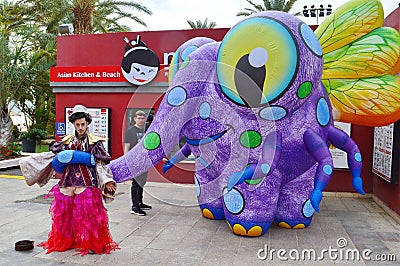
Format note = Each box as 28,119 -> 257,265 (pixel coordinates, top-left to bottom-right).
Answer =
227,131 -> 282,190
328,126 -> 365,195
304,129 -> 334,211
163,144 -> 191,173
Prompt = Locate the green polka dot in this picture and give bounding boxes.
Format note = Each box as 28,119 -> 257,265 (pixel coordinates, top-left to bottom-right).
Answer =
245,178 -> 263,185
179,57 -> 190,70
297,81 -> 312,99
240,130 -> 262,148
143,132 -> 161,150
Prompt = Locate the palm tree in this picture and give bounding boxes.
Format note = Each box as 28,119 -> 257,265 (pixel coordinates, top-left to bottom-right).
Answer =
91,0 -> 152,33
21,0 -> 152,34
10,27 -> 57,133
187,18 -> 217,29
1,0 -> 153,147
0,0 -> 27,146
18,1 -> 72,35
237,0 -> 299,17
0,33 -> 14,146
1,0 -> 58,147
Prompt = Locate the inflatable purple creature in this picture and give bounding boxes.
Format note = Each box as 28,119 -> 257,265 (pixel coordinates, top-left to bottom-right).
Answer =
110,0 -> 400,236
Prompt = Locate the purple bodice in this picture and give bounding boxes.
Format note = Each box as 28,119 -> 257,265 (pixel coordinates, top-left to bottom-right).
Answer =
51,134 -> 111,188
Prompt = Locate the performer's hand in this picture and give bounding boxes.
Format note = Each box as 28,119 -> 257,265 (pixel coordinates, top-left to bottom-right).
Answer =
55,172 -> 63,179
105,182 -> 116,193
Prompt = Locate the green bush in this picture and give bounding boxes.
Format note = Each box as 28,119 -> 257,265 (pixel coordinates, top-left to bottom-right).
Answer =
19,128 -> 47,141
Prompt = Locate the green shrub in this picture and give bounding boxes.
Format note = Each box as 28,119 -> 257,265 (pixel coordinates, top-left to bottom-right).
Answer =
19,128 -> 47,141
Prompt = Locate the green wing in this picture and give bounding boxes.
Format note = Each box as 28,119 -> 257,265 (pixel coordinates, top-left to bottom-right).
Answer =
315,0 -> 384,54
316,0 -> 400,126
322,27 -> 400,79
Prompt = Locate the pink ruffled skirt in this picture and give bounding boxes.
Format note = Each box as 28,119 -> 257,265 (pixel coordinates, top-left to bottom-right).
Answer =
38,185 -> 119,256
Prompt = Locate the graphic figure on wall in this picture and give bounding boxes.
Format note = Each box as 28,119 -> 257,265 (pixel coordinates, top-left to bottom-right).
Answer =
110,0 -> 400,237
121,35 -> 160,86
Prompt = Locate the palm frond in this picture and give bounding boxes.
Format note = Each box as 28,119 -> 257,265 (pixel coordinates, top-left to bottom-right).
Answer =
238,0 -> 299,16
187,18 -> 217,29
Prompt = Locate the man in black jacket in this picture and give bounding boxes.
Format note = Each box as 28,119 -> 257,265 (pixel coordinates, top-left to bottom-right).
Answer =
124,110 -> 152,216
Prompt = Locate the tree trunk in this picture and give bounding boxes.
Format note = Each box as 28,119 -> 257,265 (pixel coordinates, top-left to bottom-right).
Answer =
0,105 -> 14,148
73,2 -> 95,34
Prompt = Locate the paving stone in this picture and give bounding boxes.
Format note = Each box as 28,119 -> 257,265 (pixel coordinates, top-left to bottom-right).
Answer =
324,197 -> 348,211
169,253 -> 204,265
129,248 -> 175,265
361,199 -> 385,213
341,198 -> 369,212
382,241 -> 400,261
146,224 -> 193,250
316,210 -> 337,217
297,227 -> 327,250
380,212 -> 400,231
361,214 -> 399,232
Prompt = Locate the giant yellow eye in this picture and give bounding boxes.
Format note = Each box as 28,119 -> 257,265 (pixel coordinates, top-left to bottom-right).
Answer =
217,16 -> 299,107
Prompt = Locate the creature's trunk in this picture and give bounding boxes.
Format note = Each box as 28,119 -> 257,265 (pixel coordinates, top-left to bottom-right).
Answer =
110,57 -> 218,183
109,98 -> 193,183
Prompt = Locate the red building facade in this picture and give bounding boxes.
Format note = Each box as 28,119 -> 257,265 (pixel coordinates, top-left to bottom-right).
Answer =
51,25 -> 399,216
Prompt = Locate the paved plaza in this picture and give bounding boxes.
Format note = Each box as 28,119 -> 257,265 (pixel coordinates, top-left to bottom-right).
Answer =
0,166 -> 399,265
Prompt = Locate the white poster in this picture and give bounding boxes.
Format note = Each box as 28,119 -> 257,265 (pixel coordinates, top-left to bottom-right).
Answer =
372,123 -> 394,182
65,107 -> 110,152
329,121 -> 351,169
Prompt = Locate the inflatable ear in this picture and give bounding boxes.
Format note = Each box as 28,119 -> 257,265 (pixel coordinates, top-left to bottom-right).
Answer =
168,37 -> 216,84
52,150 -> 96,174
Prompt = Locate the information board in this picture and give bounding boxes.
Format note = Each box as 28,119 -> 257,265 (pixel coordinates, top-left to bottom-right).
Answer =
329,121 -> 351,169
65,107 -> 111,152
372,122 -> 399,184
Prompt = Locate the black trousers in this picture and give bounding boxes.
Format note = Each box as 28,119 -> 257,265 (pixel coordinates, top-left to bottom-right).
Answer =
131,172 -> 148,208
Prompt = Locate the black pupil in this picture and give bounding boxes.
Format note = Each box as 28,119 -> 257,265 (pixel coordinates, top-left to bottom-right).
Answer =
234,54 -> 266,107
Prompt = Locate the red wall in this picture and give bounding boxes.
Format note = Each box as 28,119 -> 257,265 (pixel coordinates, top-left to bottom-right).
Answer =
373,7 -> 400,215
384,7 -> 400,31
373,176 -> 400,214
56,28 -> 229,67
325,125 -> 374,193
55,92 -> 163,155
55,91 -> 196,184
53,29 -> 233,185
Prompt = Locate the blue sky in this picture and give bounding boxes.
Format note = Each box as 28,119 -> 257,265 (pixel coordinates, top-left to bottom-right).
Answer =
132,0 -> 399,31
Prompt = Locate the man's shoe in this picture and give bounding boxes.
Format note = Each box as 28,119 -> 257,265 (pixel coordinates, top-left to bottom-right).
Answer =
140,203 -> 152,210
131,207 -> 146,216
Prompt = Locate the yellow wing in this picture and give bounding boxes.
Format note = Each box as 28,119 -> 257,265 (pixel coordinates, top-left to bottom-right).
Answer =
322,27 -> 400,79
316,0 -> 400,126
323,75 -> 400,126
